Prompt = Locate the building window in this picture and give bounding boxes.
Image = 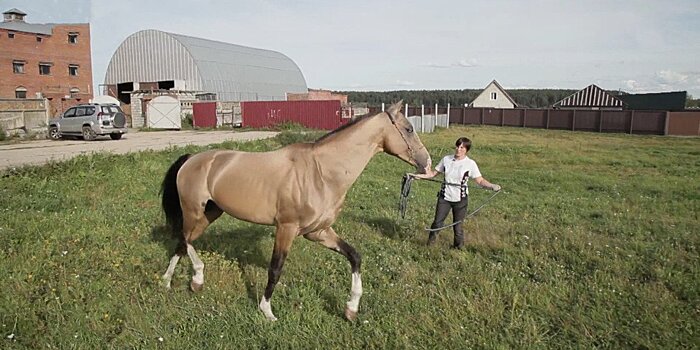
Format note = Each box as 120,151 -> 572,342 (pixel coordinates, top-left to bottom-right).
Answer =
39,62 -> 52,75
13,60 -> 25,74
69,64 -> 79,76
490,92 -> 497,100
8,32 -> 15,39
70,88 -> 80,98
15,87 -> 27,99
36,36 -> 43,42
68,32 -> 78,44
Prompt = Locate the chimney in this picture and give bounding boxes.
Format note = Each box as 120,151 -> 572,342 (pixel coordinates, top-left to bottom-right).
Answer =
3,8 -> 27,23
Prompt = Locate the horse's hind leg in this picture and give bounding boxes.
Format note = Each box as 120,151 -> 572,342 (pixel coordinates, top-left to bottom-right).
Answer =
304,227 -> 362,321
182,200 -> 223,292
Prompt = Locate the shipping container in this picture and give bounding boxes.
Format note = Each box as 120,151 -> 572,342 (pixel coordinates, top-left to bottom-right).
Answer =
192,101 -> 217,128
241,100 -> 346,130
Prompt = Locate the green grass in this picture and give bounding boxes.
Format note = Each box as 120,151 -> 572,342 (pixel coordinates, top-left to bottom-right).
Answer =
0,126 -> 698,349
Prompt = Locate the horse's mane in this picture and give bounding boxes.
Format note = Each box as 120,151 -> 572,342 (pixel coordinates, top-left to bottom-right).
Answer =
314,111 -> 382,143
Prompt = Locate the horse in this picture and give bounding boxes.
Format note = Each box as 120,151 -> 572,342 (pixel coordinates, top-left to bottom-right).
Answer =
159,100 -> 431,321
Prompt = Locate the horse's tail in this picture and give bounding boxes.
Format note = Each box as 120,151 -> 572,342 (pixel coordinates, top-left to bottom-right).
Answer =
161,154 -> 190,248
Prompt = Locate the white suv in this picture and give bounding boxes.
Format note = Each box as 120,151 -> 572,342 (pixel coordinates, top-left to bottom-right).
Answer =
49,103 -> 128,141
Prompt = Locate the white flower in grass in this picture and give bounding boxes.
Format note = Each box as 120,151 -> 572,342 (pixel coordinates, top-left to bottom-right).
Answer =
158,337 -> 164,342
61,251 -> 68,256
7,333 -> 14,339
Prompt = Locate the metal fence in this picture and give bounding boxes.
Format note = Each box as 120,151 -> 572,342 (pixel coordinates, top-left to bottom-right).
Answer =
368,104 -> 449,133
367,105 -> 699,136
448,107 -> 700,136
407,114 -> 449,133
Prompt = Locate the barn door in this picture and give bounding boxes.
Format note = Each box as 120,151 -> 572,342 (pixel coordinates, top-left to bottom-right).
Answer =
146,96 -> 182,129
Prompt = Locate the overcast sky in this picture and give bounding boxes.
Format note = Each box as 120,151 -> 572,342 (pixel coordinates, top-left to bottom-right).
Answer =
5,0 -> 700,97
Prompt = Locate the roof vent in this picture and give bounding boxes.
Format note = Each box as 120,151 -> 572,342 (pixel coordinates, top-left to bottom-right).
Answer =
3,8 -> 27,22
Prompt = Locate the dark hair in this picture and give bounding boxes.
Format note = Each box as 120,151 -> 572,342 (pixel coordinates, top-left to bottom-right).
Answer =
455,137 -> 471,151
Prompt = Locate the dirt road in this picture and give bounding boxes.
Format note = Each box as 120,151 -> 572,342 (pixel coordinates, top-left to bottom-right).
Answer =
0,130 -> 278,171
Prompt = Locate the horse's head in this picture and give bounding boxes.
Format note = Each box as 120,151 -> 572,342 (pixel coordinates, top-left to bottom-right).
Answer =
381,100 -> 432,174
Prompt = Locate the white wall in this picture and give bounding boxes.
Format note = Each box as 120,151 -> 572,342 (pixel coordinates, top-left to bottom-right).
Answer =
471,83 -> 516,109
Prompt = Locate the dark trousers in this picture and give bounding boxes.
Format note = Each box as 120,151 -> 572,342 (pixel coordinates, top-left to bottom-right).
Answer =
429,196 -> 469,247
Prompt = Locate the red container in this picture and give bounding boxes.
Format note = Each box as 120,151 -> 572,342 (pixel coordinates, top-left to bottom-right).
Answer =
193,102 -> 217,128
241,100 -> 345,130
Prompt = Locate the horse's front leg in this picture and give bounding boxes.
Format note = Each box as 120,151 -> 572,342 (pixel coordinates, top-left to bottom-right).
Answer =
304,227 -> 362,321
259,223 -> 297,321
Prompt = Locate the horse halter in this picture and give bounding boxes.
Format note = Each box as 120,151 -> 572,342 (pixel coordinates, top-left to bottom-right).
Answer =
386,110 -> 421,165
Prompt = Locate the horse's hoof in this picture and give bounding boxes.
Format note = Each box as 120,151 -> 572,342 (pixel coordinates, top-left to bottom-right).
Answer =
190,281 -> 203,292
344,307 -> 357,321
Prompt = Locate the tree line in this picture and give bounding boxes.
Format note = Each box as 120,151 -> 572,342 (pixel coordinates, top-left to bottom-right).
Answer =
339,89 -> 700,109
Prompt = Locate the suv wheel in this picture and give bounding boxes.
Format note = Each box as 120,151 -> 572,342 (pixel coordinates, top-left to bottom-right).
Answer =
48,126 -> 61,140
82,126 -> 97,141
110,133 -> 123,140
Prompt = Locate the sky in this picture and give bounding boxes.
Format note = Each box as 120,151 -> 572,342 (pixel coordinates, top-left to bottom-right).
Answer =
4,0 -> 700,97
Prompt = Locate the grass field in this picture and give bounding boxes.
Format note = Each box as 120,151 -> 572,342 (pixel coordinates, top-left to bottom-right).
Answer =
0,126 -> 698,349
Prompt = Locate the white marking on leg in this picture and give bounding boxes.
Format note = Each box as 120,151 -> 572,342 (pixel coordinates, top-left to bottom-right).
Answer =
162,255 -> 181,289
346,272 -> 363,313
259,297 -> 277,321
187,244 -> 204,286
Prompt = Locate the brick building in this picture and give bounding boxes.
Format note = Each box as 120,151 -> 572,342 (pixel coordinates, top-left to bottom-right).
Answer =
0,8 -> 93,116
287,89 -> 348,104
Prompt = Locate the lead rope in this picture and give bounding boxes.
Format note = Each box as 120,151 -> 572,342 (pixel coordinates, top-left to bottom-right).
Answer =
398,174 -> 415,219
398,174 -> 502,230
425,190 -> 501,232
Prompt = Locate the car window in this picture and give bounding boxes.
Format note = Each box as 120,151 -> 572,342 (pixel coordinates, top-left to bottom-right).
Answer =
63,108 -> 76,118
101,106 -> 112,115
85,106 -> 95,115
75,107 -> 87,117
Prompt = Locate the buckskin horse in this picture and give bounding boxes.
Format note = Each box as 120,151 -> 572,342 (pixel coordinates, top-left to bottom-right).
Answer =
160,101 -> 431,321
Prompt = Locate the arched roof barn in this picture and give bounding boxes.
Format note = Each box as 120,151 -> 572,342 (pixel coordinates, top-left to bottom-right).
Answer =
104,29 -> 307,101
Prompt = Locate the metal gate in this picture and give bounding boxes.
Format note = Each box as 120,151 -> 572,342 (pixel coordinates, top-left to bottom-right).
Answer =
146,96 -> 181,129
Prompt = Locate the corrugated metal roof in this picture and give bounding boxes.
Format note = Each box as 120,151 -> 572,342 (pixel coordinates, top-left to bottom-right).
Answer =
0,21 -> 53,35
554,84 -> 625,108
617,91 -> 687,111
104,29 -> 308,101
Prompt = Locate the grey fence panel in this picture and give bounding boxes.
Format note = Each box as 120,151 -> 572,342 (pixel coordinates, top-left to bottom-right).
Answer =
436,114 -> 449,128
405,114 -> 449,133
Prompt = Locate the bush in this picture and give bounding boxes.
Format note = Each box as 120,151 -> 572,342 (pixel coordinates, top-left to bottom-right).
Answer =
182,113 -> 193,129
274,121 -> 309,131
